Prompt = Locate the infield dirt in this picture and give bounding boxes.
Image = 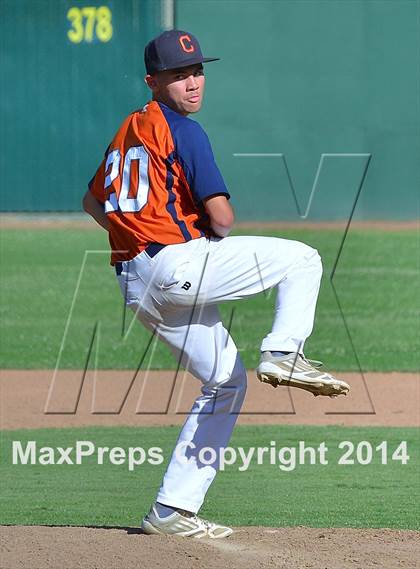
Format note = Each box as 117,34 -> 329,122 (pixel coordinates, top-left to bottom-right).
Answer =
1,369 -> 418,430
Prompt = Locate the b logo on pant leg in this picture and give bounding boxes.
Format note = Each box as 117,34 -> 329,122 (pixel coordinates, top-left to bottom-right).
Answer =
181,281 -> 192,291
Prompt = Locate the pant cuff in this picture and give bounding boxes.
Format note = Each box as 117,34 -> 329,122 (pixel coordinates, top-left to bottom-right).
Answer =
260,340 -> 305,353
156,493 -> 201,514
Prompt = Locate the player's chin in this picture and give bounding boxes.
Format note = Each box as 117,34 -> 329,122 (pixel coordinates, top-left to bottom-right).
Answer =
183,99 -> 202,113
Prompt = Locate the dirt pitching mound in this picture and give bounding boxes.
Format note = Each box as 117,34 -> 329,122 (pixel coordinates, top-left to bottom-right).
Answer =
1,525 -> 419,569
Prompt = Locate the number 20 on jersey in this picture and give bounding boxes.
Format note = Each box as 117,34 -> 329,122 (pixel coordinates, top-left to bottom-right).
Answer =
104,147 -> 150,214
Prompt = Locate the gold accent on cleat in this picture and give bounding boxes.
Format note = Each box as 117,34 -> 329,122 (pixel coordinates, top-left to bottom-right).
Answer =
256,352 -> 350,398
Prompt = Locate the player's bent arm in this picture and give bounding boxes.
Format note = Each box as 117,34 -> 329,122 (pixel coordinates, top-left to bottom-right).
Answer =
82,190 -> 110,232
203,195 -> 234,238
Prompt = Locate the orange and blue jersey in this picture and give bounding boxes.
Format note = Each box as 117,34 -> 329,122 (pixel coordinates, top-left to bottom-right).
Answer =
88,100 -> 230,264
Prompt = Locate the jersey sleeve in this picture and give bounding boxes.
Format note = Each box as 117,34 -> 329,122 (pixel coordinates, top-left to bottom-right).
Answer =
174,120 -> 230,204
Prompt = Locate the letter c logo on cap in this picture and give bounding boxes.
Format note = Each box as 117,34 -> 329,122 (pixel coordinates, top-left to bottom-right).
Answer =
179,34 -> 195,53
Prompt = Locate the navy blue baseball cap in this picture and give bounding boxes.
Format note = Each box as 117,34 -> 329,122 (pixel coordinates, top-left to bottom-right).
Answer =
144,29 -> 220,75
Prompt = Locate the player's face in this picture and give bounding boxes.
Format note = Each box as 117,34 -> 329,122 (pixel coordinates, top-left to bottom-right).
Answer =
148,64 -> 205,116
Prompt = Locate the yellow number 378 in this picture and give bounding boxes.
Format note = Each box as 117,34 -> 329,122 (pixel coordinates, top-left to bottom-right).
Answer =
67,6 -> 113,44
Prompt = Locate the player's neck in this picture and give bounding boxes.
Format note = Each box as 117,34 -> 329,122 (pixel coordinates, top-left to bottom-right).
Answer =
152,96 -> 190,117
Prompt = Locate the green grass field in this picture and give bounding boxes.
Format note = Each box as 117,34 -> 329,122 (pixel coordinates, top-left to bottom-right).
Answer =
1,425 -> 418,529
0,227 -> 419,371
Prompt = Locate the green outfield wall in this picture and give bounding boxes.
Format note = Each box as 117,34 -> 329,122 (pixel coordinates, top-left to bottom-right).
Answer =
1,0 -> 419,220
0,0 -> 162,212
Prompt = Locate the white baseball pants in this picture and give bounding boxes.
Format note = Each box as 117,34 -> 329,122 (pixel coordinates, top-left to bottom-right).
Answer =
116,235 -> 322,513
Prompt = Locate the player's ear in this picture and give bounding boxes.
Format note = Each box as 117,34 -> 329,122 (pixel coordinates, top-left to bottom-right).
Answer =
145,74 -> 158,90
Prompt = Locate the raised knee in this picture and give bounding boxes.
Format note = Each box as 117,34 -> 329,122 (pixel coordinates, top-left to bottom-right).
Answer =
314,250 -> 323,276
312,248 -> 322,269
302,244 -> 323,275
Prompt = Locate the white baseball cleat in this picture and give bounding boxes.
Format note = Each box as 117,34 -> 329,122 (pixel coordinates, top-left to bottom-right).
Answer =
141,506 -> 233,538
257,352 -> 350,398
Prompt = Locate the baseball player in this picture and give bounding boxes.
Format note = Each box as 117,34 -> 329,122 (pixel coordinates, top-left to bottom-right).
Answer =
83,29 -> 350,539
